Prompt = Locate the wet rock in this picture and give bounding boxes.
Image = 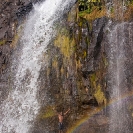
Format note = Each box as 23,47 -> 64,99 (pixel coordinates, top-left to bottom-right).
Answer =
16,2 -> 33,18
74,114 -> 109,133
82,70 -> 94,79
0,0 -> 44,105
0,45 -> 10,69
1,1 -> 133,132
88,17 -> 108,71
95,115 -> 109,126
82,96 -> 98,107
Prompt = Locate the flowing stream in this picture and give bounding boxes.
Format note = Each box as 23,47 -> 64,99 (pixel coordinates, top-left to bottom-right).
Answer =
0,0 -> 75,133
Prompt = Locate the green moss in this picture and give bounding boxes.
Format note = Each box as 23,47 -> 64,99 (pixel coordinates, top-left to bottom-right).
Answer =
110,7 -> 114,13
0,40 -> 6,45
39,106 -> 55,119
78,9 -> 92,17
78,0 -> 107,22
42,110 -> 55,119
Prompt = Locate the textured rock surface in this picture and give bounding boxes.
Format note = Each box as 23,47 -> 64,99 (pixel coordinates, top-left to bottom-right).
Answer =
0,2 -> 119,131
0,0 -> 133,133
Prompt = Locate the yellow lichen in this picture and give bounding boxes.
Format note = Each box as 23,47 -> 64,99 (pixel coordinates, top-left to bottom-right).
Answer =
10,34 -> 19,48
52,58 -> 58,68
94,84 -> 106,105
54,34 -> 75,59
83,51 -> 87,58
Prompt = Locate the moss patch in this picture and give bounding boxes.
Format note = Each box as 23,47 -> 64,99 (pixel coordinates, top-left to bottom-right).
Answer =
0,39 -> 6,45
90,73 -> 97,90
79,6 -> 107,22
54,34 -> 75,59
38,106 -> 55,119
94,84 -> 106,105
10,34 -> 19,48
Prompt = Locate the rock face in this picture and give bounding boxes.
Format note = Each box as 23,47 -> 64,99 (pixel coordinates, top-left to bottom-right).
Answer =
74,113 -> 109,133
0,0 -> 133,133
35,4 -> 133,133
29,5 -> 109,132
0,0 -> 19,103
0,0 -> 32,41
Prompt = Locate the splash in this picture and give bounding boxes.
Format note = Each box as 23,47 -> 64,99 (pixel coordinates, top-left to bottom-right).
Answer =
0,0 -> 76,133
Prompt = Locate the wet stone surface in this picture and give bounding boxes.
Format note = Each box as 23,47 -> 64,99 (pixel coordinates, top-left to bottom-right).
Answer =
74,113 -> 109,133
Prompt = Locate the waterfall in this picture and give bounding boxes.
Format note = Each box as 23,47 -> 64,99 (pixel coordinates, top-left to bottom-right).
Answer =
108,23 -> 125,133
107,14 -> 133,133
106,0 -> 133,132
0,0 -> 76,133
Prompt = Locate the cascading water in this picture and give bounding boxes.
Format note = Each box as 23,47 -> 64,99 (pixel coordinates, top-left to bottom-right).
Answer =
105,0 -> 132,132
0,0 -> 76,133
108,23 -> 129,133
107,1 -> 133,132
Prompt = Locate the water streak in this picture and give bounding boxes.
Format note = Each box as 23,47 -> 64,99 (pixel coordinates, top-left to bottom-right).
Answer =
0,0 -> 76,133
108,22 -> 133,133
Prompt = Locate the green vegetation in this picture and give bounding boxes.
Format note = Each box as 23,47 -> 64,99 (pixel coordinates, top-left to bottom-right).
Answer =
78,0 -> 102,12
0,39 -> 6,45
39,106 -> 55,119
78,0 -> 133,21
126,0 -> 133,5
78,0 -> 106,21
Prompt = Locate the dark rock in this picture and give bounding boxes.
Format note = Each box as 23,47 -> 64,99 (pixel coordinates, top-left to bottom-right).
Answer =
90,17 -> 108,70
79,5 -> 88,11
16,2 -> 33,18
82,70 -> 94,79
82,96 -> 98,107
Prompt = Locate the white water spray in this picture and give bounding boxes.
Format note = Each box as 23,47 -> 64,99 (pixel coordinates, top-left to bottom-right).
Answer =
0,0 -> 76,133
105,1 -> 133,132
108,22 -> 133,133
